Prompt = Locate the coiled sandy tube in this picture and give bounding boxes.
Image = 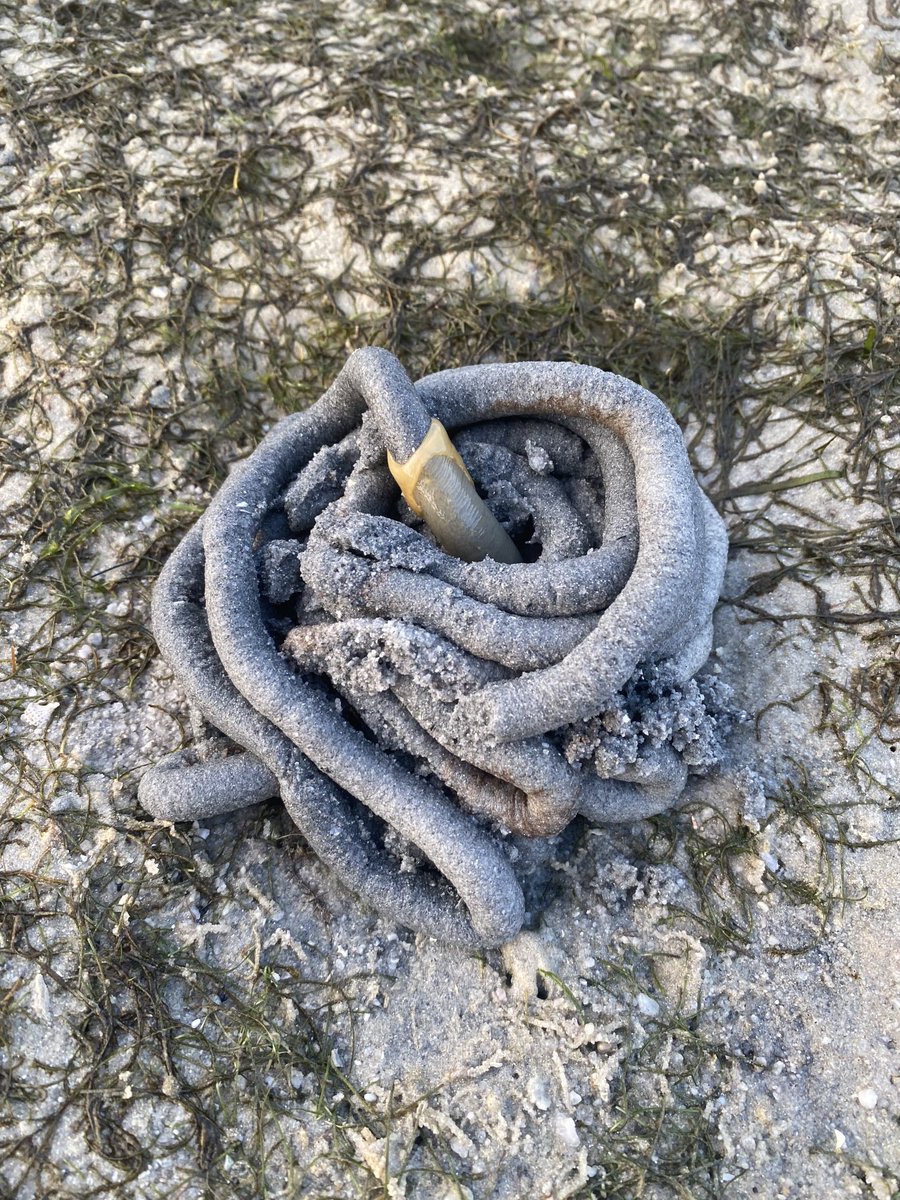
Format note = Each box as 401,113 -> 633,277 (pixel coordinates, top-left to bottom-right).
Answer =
401,364 -> 713,742
140,518 -> 524,947
139,347 -> 731,945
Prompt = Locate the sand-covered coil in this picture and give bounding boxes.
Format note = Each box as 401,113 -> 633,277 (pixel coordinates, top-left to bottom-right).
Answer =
139,348 -> 731,947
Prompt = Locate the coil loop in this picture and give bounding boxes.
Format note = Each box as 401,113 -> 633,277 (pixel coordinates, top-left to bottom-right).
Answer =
139,348 -> 730,946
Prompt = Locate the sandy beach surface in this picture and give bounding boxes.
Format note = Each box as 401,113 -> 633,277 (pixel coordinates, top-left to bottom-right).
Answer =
1,0 -> 898,1196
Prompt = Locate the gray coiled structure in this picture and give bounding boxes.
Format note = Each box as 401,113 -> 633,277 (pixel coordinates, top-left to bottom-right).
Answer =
139,348 -> 728,947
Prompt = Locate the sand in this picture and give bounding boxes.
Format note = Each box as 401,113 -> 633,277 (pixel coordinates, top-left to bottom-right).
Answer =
1,0 -> 897,1196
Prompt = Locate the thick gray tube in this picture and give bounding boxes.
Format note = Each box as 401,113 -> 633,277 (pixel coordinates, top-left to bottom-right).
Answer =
141,347 -> 730,946
139,747 -> 279,820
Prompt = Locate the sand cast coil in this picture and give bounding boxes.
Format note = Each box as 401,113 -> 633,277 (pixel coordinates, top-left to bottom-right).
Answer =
139,348 -> 730,947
